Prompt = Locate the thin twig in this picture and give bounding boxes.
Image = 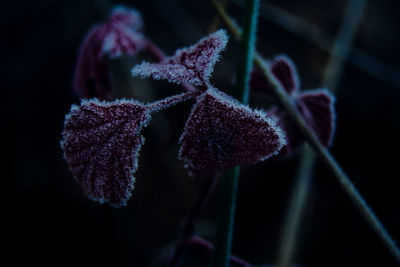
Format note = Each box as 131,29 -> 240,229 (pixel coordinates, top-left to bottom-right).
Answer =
208,0 -> 229,33
146,91 -> 199,112
211,0 -> 400,262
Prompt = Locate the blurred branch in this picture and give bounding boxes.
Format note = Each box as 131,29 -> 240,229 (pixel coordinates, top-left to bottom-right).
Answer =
324,0 -> 367,91
232,0 -> 400,88
211,0 -> 400,262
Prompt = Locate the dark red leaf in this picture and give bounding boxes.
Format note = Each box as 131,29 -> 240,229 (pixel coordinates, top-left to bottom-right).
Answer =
179,88 -> 286,174
131,30 -> 228,88
250,55 -> 299,97
273,89 -> 335,156
296,89 -> 335,147
61,99 -> 151,206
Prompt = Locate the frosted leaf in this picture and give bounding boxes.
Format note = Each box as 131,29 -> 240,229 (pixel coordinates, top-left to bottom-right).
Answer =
131,29 -> 228,88
102,24 -> 145,58
179,88 -> 286,174
74,5 -> 145,99
250,55 -> 299,96
274,89 -> 335,155
61,99 -> 152,206
73,26 -> 114,99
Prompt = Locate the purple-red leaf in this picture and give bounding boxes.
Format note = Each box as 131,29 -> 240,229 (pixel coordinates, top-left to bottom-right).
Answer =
131,29 -> 228,88
61,99 -> 152,206
179,88 -> 286,174
296,89 -> 335,147
274,89 -> 335,155
102,6 -> 145,58
74,5 -> 145,99
271,55 -> 299,95
250,55 -> 299,96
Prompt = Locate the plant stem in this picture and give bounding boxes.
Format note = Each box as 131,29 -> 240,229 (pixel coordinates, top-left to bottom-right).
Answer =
211,1 -> 259,266
233,0 -> 259,104
211,1 -> 400,262
208,0 -> 229,33
146,91 -> 199,112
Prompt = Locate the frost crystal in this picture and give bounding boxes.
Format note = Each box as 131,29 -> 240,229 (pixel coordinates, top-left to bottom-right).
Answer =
74,5 -> 145,99
61,99 -> 151,206
179,88 -> 286,174
131,29 -> 228,88
250,55 -> 299,96
109,5 -> 143,30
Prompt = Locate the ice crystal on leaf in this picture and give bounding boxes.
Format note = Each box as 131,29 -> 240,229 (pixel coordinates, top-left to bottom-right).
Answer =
179,88 -> 286,174
131,29 -> 228,88
250,55 -> 299,96
131,29 -> 285,174
61,99 -> 151,207
74,5 -> 145,99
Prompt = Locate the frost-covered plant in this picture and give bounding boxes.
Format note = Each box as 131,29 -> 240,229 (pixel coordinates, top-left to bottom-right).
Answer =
61,8 -> 289,206
132,30 -> 286,174
60,4 -> 346,266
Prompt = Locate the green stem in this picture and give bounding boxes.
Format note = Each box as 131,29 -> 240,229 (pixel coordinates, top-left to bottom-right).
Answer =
212,167 -> 240,267
234,0 -> 259,104
211,0 -> 259,266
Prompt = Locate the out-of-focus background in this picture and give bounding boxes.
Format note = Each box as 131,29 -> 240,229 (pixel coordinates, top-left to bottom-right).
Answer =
8,0 -> 400,266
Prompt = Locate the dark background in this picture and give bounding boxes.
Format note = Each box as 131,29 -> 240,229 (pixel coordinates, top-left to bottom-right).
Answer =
7,0 -> 400,266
